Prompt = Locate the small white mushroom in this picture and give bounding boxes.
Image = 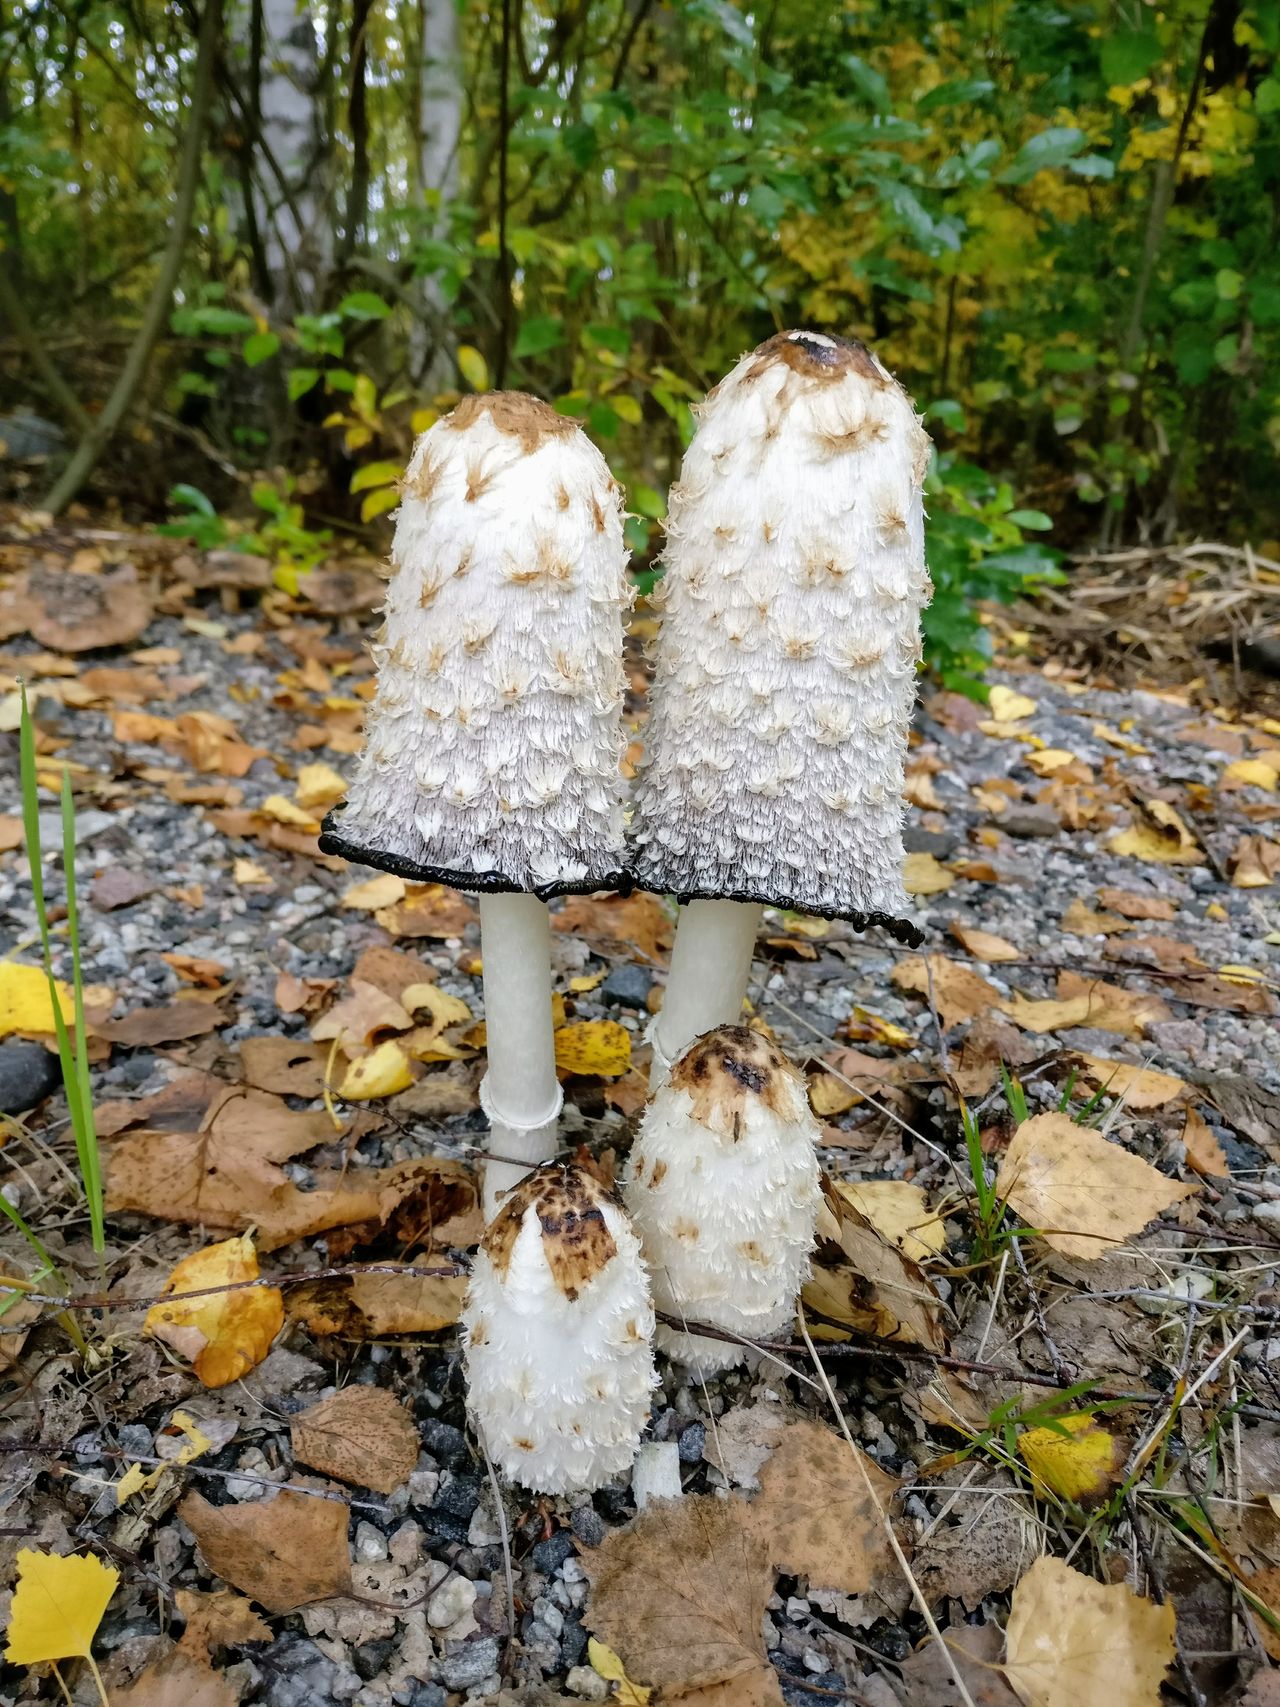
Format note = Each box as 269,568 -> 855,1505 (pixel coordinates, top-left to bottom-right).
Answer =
320,393 -> 632,1214
463,1164 -> 657,1494
629,332 -> 931,1079
621,1025 -> 821,1373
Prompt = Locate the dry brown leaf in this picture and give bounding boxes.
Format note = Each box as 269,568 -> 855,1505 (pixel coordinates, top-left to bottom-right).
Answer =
310,979 -> 413,1049
341,872 -> 406,911
1074,1054 -> 1187,1109
1182,1107 -> 1230,1177
290,1387 -> 420,1494
956,1010 -> 1042,1098
97,1002 -> 226,1046
1007,972 -> 1170,1039
1109,802 -> 1204,866
897,1624 -> 1022,1707
239,1037 -> 329,1097
273,972 -> 338,1016
180,1483 -> 351,1613
1231,836 -> 1280,888
1096,887 -> 1177,921
285,1268 -> 467,1338
804,1178 -> 947,1350
950,923 -> 1021,962
1003,1554 -> 1175,1707
90,868 -> 156,911
0,562 -> 152,651
351,944 -> 439,1002
1060,898 -> 1134,937
112,1646 -> 237,1707
0,814 -> 23,852
891,954 -> 1006,1032
995,1113 -> 1195,1260
750,1420 -> 900,1594
161,953 -> 227,988
552,892 -> 674,961
374,883 -> 475,938
584,1495 -> 778,1700
174,1587 -> 271,1658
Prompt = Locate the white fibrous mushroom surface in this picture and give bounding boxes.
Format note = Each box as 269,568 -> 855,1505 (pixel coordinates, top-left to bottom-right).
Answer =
622,1024 -> 822,1373
463,1164 -> 657,1494
330,392 -> 631,892
629,331 -> 932,929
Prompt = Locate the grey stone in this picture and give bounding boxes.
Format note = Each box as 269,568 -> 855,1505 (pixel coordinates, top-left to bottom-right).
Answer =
0,1041 -> 61,1114
437,1637 -> 499,1691
570,1506 -> 606,1548
531,1530 -> 576,1575
354,1635 -> 399,1681
1001,809 -> 1060,839
419,1418 -> 469,1468
678,1421 -> 706,1463
601,963 -> 653,1008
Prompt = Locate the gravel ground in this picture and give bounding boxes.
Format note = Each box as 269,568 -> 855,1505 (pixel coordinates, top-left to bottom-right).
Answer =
1,553 -> 1278,1705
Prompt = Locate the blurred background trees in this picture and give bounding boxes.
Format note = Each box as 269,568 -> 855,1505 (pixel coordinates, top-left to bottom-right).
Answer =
2,0 -> 1278,682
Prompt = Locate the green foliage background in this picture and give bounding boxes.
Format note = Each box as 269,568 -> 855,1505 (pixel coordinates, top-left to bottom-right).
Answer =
3,0 -> 1279,683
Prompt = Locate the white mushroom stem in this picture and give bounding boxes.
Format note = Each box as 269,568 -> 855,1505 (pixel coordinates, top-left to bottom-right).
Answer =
478,892 -> 563,1219
647,898 -> 762,1087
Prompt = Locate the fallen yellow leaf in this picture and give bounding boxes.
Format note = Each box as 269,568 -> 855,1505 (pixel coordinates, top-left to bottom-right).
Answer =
259,794 -> 321,832
1025,748 -> 1076,776
844,1007 -> 915,1048
1075,1054 -> 1187,1109
1017,1413 -> 1126,1505
835,1180 -> 946,1263
1182,1107 -> 1229,1177
338,1038 -> 415,1098
588,1637 -> 652,1705
4,1548 -> 120,1665
294,762 -> 348,811
1004,1555 -> 1175,1707
145,1234 -> 283,1388
233,858 -> 272,886
554,1020 -> 631,1077
988,685 -> 1037,722
949,923 -> 1021,962
1092,721 -> 1151,755
996,1112 -> 1194,1260
342,872 -> 406,910
1225,758 -> 1279,791
401,984 -> 472,1030
117,1411 -> 212,1504
903,851 -> 954,896
1109,801 -> 1203,866
0,962 -> 72,1038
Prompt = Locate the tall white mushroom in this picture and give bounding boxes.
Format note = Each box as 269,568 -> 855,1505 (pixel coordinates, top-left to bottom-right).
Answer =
463,1163 -> 657,1493
629,332 -> 931,1080
621,1024 -> 821,1372
320,393 -> 630,1215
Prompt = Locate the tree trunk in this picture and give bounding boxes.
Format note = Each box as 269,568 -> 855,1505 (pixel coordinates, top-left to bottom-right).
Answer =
409,0 -> 462,387
41,0 -> 225,514
251,0 -> 331,311
340,0 -> 372,263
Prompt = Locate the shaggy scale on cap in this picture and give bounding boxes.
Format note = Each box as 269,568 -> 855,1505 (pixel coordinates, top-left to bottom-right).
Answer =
319,392 -> 631,897
621,1025 -> 821,1373
628,331 -> 931,943
463,1163 -> 657,1494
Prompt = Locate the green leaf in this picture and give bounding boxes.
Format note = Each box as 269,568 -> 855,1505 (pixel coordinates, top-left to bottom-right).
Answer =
458,345 -> 489,391
173,305 -> 256,337
242,330 -> 280,367
998,127 -> 1086,185
584,323 -> 630,356
1099,30 -> 1162,87
514,316 -> 565,358
350,460 -> 402,494
611,395 -> 642,426
917,78 -> 995,113
1215,268 -> 1244,301
629,482 -> 667,519
361,486 -> 401,522
287,368 -> 321,402
339,290 -> 393,321
1257,77 -> 1280,115
168,483 -> 216,518
842,53 -> 891,116
926,399 -> 967,431
1006,509 -> 1053,531
1172,325 -> 1216,385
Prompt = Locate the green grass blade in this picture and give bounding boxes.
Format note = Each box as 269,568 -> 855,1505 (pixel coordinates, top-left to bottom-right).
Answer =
61,767 -> 103,1252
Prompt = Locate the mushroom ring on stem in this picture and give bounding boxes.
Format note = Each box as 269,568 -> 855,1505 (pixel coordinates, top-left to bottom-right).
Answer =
629,332 -> 931,1081
318,393 -> 632,1216
463,1163 -> 657,1494
622,1023 -> 822,1373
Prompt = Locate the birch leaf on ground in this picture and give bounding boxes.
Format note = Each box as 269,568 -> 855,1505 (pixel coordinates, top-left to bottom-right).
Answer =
583,1495 -> 780,1701
891,954 -> 1006,1031
750,1420 -> 901,1594
180,1483 -> 351,1613
835,1180 -> 947,1263
174,1587 -> 271,1657
995,1113 -> 1195,1261
1074,1054 -> 1188,1109
144,1234 -> 283,1388
804,1178 -> 947,1349
1016,1413 -> 1126,1505
290,1386 -> 420,1493
554,1019 -> 631,1077
903,851 -> 955,895
1002,1555 -> 1175,1707
4,1548 -> 120,1664
112,1645 -> 238,1707
1182,1107 -> 1230,1177
950,922 -> 1021,961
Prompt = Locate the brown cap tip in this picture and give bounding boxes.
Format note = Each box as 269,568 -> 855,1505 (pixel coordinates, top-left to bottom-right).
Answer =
669,1024 -> 801,1135
483,1162 -> 619,1301
446,391 -> 576,454
744,330 -> 889,386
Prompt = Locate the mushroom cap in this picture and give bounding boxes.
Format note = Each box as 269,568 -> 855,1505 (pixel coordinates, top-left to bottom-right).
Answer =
320,392 -> 632,897
463,1163 -> 657,1493
628,332 -> 931,943
621,1025 -> 822,1373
